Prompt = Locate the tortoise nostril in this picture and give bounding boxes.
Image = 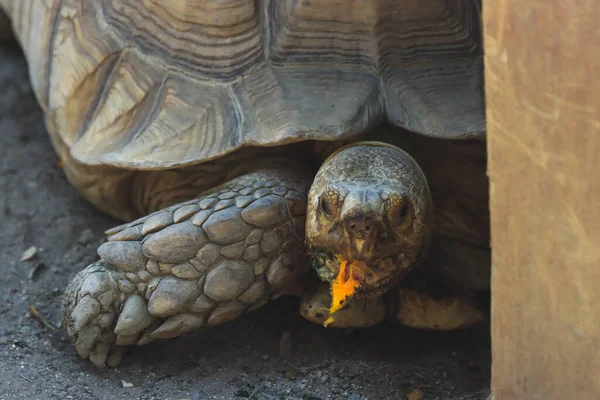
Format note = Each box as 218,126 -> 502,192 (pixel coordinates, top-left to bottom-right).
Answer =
345,219 -> 377,237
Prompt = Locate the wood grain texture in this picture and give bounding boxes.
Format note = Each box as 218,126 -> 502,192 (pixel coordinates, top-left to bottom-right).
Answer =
484,1 -> 600,399
1,0 -> 484,169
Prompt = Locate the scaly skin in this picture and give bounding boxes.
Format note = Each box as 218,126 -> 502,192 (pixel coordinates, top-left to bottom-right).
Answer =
62,142 -> 481,368
306,142 -> 433,297
62,162 -> 313,368
299,281 -> 484,330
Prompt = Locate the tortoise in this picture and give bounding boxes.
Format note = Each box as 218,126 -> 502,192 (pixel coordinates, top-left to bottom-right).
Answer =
0,0 -> 489,368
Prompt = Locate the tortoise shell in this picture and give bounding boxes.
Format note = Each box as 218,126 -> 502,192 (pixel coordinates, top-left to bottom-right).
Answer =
2,0 -> 484,169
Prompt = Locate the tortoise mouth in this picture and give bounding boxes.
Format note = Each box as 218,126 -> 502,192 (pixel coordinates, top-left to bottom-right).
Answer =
309,248 -> 407,298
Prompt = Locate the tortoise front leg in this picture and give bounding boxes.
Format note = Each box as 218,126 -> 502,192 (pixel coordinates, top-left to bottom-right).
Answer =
300,281 -> 387,328
388,238 -> 488,331
388,288 -> 485,330
299,281 -> 485,330
61,164 -> 312,368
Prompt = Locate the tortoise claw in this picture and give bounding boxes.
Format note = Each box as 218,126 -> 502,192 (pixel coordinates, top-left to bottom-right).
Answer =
106,345 -> 124,368
89,342 -> 111,368
69,295 -> 101,334
62,261 -> 124,367
74,326 -> 100,359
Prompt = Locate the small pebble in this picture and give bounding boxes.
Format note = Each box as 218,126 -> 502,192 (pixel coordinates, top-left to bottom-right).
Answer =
320,374 -> 329,384
121,380 -> 134,388
407,388 -> 424,400
285,370 -> 297,380
348,395 -> 360,400
20,246 -> 37,261
262,354 -> 269,360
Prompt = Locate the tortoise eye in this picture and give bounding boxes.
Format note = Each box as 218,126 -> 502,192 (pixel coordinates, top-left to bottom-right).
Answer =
319,189 -> 340,220
320,197 -> 330,214
386,195 -> 413,230
398,204 -> 409,218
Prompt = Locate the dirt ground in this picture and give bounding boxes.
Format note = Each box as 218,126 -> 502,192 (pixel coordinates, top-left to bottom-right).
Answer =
0,42 -> 491,400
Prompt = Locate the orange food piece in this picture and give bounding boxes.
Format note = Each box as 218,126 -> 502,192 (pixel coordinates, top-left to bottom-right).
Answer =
324,260 -> 360,327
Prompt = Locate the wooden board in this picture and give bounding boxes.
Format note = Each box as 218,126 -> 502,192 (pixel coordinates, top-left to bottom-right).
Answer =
484,1 -> 600,398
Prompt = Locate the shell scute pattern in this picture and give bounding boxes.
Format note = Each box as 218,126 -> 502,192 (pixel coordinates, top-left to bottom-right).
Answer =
9,0 -> 484,168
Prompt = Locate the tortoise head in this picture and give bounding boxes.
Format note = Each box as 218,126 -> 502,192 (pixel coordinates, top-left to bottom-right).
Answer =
306,142 -> 433,304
